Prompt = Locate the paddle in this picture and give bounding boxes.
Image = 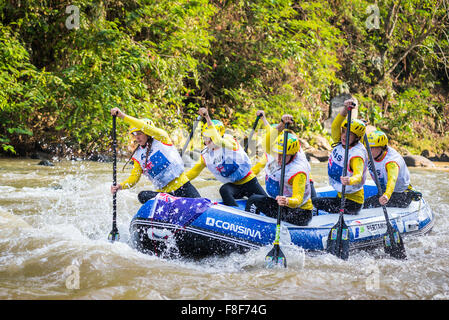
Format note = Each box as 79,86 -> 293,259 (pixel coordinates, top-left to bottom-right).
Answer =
244,115 -> 261,154
326,106 -> 353,260
108,114 -> 120,242
265,123 -> 290,268
181,115 -> 202,157
363,133 -> 407,259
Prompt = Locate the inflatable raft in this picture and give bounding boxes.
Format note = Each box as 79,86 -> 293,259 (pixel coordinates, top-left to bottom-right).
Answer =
129,183 -> 434,258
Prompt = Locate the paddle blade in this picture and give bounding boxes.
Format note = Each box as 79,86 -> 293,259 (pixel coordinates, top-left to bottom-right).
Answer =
326,215 -> 350,260
108,229 -> 120,243
265,244 -> 287,268
383,227 -> 406,260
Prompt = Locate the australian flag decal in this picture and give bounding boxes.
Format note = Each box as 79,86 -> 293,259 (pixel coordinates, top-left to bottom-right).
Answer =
151,193 -> 212,228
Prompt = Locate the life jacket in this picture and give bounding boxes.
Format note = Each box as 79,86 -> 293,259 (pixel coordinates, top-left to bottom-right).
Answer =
328,142 -> 368,194
296,148 -> 310,172
132,139 -> 185,189
201,136 -> 252,183
265,153 -> 311,207
369,146 -> 410,193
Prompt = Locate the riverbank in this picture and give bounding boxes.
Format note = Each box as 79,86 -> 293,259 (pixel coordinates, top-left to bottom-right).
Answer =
2,114 -> 448,168
2,152 -> 449,171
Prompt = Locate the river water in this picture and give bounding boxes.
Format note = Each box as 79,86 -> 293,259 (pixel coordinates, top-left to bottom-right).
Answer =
1,158 -> 448,300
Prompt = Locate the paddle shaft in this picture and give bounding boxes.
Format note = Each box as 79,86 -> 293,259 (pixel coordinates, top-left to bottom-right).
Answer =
111,115 -> 118,237
363,133 -> 406,258
274,123 -> 290,244
339,106 -> 353,214
181,115 -> 202,156
329,105 -> 353,259
363,133 -> 391,220
244,115 -> 261,153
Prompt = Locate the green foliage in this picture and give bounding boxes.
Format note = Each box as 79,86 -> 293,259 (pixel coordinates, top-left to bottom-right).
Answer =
0,24 -> 58,154
1,0 -> 216,155
387,88 -> 431,134
0,0 -> 448,157
200,0 -> 344,138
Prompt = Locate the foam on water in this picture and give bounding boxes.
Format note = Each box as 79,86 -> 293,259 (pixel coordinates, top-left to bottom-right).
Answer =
1,159 -> 449,299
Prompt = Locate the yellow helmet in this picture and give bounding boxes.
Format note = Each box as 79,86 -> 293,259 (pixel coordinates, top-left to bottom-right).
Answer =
341,118 -> 366,139
202,120 -> 226,137
272,131 -> 300,155
367,130 -> 388,147
129,118 -> 154,135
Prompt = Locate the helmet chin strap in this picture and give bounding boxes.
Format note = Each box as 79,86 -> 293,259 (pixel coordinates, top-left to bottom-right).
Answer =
374,146 -> 387,161
340,137 -> 359,149
277,154 -> 294,166
349,138 -> 359,148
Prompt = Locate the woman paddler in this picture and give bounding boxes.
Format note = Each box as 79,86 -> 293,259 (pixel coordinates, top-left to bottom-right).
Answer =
184,107 -> 266,206
363,130 -> 420,208
245,113 -> 313,226
110,107 -> 201,203
311,97 -> 368,215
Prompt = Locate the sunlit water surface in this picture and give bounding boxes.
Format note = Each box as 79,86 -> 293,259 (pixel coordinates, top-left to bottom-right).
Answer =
1,158 -> 448,299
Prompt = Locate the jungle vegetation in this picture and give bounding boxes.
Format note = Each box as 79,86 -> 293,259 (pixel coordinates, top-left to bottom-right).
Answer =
1,0 -> 448,157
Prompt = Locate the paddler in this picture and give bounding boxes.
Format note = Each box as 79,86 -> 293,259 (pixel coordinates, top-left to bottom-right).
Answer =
245,112 -> 313,226
312,97 -> 368,215
363,130 -> 420,208
110,107 -> 201,203
184,107 -> 266,206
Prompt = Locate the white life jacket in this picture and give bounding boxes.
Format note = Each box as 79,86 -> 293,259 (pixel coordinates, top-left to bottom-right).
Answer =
264,153 -> 311,207
328,142 -> 368,194
132,139 -> 185,189
369,146 -> 410,193
297,148 -> 310,172
201,136 -> 252,183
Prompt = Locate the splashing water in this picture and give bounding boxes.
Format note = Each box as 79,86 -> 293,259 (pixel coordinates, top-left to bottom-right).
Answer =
1,159 -> 449,299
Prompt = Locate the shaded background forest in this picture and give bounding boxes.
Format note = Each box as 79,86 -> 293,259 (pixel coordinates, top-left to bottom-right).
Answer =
1,0 -> 448,158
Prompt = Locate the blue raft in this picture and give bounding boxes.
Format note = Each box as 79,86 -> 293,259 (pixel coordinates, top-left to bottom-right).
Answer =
129,183 -> 434,258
